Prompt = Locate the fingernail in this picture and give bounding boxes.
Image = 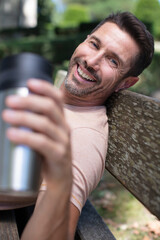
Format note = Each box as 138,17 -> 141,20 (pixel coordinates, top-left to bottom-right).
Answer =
6,128 -> 18,138
6,95 -> 21,104
27,79 -> 41,87
3,109 -> 16,119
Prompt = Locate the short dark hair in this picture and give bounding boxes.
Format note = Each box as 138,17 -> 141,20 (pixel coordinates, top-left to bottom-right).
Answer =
91,11 -> 154,77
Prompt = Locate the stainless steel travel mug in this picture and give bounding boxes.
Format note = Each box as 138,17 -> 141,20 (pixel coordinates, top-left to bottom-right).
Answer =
0,53 -> 53,198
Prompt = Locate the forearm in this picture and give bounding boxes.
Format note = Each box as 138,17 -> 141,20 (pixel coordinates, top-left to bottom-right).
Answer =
21,182 -> 72,240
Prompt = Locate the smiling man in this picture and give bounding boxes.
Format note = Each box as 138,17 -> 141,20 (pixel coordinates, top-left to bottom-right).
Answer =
2,12 -> 154,240
62,22 -> 140,106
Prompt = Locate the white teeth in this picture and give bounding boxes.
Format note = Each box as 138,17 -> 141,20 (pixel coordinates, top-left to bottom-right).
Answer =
78,66 -> 95,81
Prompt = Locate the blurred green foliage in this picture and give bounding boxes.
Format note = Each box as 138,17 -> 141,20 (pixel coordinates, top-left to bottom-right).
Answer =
62,0 -> 135,20
134,0 -> 160,39
130,53 -> 160,96
59,4 -> 91,27
0,32 -> 87,62
37,0 -> 55,35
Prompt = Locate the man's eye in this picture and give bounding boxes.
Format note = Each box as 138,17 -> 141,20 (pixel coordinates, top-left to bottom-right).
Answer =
110,58 -> 118,66
90,41 -> 99,49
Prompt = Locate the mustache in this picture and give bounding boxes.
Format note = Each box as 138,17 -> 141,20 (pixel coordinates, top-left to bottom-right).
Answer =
72,57 -> 101,83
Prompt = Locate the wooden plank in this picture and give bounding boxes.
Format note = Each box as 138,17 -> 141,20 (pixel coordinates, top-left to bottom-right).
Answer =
76,200 -> 116,240
106,90 -> 160,219
0,210 -> 19,240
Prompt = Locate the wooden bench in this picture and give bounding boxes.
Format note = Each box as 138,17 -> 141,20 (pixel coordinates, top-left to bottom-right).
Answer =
76,89 -> 160,240
0,72 -> 160,239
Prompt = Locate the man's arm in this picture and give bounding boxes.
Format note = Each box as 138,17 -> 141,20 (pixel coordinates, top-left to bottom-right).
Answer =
68,203 -> 80,239
21,185 -> 71,239
23,191 -> 80,240
2,79 -> 79,239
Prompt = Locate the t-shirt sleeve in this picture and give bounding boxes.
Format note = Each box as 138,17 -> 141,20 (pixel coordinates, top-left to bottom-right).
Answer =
70,127 -> 108,213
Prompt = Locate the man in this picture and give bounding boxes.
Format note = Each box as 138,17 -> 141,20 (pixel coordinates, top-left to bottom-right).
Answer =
1,12 -> 154,239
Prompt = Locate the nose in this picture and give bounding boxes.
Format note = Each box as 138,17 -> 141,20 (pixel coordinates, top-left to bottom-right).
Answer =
85,52 -> 103,71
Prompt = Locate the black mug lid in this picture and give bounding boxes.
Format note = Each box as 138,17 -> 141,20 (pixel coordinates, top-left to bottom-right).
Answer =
0,52 -> 53,90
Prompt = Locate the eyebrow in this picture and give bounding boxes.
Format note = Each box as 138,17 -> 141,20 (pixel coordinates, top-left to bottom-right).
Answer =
89,35 -> 125,66
89,35 -> 101,45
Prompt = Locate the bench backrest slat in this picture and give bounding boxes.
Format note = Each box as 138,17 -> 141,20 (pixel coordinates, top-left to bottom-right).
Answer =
106,90 -> 160,219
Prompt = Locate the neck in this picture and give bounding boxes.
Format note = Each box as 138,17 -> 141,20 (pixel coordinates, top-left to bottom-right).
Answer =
60,82 -> 104,107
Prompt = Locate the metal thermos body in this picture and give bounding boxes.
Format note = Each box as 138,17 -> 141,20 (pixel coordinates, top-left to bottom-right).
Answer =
0,53 -> 53,198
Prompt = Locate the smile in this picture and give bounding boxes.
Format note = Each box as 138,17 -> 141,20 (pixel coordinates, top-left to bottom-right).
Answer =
77,66 -> 96,82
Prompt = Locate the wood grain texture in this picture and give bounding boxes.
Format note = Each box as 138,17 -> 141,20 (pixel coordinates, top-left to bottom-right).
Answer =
0,210 -> 19,239
106,90 -> 160,219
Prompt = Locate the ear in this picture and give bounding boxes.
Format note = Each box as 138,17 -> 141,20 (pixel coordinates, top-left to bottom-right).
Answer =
115,76 -> 139,92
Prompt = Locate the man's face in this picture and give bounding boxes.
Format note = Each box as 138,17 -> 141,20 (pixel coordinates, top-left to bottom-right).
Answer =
63,22 -> 140,106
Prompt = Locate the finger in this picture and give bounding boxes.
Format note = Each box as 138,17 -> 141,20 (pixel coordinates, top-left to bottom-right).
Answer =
2,109 -> 70,144
27,79 -> 64,110
6,127 -> 72,181
5,94 -> 65,126
6,127 -> 69,162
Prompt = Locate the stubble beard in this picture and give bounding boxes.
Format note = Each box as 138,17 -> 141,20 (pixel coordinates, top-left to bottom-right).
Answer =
64,57 -> 101,97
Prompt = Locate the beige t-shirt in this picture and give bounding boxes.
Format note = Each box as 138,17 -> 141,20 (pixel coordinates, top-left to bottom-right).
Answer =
64,104 -> 108,212
0,104 -> 108,212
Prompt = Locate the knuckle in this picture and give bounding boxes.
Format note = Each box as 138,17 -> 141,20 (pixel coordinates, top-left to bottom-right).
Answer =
18,111 -> 27,123
60,127 -> 70,146
45,99 -> 55,114
22,96 -> 31,106
41,117 -> 51,134
37,135 -> 48,149
58,144 -> 68,159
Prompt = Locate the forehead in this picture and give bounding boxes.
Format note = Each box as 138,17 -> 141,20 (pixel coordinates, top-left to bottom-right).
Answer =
91,22 -> 140,65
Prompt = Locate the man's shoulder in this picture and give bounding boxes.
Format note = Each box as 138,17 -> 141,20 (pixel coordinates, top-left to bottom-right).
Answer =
64,104 -> 108,133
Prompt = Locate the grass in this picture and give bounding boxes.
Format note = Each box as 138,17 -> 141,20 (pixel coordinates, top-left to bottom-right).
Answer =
89,171 -> 160,240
